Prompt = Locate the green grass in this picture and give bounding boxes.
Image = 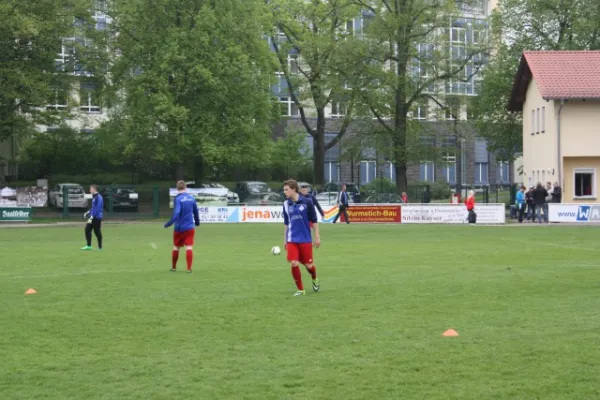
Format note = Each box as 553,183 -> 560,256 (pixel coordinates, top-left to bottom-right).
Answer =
1,223 -> 600,399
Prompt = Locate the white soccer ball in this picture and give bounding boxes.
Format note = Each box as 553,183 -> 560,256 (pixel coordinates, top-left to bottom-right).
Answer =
271,246 -> 281,255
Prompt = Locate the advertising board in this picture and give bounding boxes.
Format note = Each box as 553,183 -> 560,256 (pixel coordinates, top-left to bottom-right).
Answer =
549,204 -> 600,223
401,204 -> 505,224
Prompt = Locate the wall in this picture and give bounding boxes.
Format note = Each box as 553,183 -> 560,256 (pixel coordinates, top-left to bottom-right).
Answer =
559,100 -> 600,158
563,157 -> 600,204
522,78 -> 557,187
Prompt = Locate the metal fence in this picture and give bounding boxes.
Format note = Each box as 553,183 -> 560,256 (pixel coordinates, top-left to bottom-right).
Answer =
0,180 -> 518,221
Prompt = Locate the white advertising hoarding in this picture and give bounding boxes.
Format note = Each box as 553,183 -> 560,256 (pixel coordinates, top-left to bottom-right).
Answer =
549,203 -> 600,223
401,204 -> 505,224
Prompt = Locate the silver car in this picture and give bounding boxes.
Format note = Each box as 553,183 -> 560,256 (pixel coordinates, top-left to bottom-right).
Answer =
49,183 -> 88,209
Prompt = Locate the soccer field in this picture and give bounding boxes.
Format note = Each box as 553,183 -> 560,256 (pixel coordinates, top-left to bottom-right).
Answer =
1,223 -> 599,399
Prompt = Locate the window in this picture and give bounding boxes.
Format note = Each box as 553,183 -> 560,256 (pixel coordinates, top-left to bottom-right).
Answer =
346,20 -> 354,36
496,161 -> 510,184
384,161 -> 395,182
451,27 -> 466,44
79,79 -> 101,113
442,154 -> 456,184
474,162 -> 488,184
55,42 -> 75,72
536,108 -> 540,133
47,86 -> 69,110
574,169 -> 595,198
445,104 -> 459,120
288,54 -> 299,74
279,97 -> 299,117
330,102 -> 346,118
360,161 -> 377,185
541,106 -> 545,133
413,104 -> 428,120
420,162 -> 435,182
531,109 -> 535,135
324,162 -> 340,183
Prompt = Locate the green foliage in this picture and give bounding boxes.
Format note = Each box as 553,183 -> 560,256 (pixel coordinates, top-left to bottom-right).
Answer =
104,0 -> 277,175
20,126 -> 100,179
348,0 -> 490,192
271,131 -> 310,170
268,0 -> 361,184
361,177 -> 396,194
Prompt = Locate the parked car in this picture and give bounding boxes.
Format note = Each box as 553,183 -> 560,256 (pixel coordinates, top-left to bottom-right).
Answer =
49,183 -> 88,209
314,191 -> 355,206
185,181 -> 240,204
363,193 -> 403,204
245,193 -> 285,206
320,182 -> 361,203
101,186 -> 139,211
234,181 -> 271,203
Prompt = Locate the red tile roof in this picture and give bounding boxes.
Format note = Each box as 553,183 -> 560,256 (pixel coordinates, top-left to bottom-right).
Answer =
508,51 -> 600,111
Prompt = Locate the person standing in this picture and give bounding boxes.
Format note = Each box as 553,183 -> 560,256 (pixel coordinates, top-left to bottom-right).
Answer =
82,184 -> 104,250
300,183 -> 324,220
164,181 -> 200,273
282,179 -> 320,297
516,185 -> 526,223
552,181 -> 562,203
465,190 -> 476,224
332,184 -> 350,224
532,182 -> 548,224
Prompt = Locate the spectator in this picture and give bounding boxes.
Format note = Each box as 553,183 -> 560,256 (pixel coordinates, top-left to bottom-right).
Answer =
465,190 -> 476,224
401,192 -> 408,204
516,185 -> 526,223
532,182 -> 548,224
552,181 -> 562,203
526,186 -> 535,222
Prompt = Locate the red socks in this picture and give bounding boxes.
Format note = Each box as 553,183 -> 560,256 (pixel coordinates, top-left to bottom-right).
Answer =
291,266 -> 303,291
171,250 -> 179,269
186,249 -> 193,270
306,265 -> 317,280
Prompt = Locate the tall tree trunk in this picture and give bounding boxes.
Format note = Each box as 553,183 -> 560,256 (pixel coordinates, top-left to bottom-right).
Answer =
194,155 -> 205,183
455,137 -> 463,196
313,132 -> 326,187
313,108 -> 327,187
175,163 -> 184,181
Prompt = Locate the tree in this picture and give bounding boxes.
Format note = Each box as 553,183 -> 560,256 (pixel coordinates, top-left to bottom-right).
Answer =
270,130 -> 311,179
105,0 -> 277,181
474,0 -> 600,160
0,0 -> 97,183
268,0 -> 361,186
349,0 -> 489,193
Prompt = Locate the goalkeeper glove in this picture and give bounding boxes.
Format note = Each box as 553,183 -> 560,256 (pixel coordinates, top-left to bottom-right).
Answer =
87,216 -> 93,224
84,211 -> 90,219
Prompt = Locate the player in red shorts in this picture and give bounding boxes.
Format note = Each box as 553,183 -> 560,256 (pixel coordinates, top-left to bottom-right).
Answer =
164,180 -> 200,273
282,179 -> 321,296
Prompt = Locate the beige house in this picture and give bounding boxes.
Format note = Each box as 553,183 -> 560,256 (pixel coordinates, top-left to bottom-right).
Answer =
508,51 -> 600,203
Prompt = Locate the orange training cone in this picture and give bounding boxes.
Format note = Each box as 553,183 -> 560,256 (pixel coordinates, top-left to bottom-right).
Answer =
442,328 -> 459,337
25,288 -> 37,295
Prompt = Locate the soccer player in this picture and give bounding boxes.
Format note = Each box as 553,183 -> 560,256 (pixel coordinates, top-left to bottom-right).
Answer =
300,183 -> 324,220
282,179 -> 320,296
164,180 -> 200,273
82,184 -> 104,250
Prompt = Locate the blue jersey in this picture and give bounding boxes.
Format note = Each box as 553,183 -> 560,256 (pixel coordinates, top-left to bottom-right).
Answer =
164,192 -> 200,232
283,195 -> 317,244
91,193 -> 104,219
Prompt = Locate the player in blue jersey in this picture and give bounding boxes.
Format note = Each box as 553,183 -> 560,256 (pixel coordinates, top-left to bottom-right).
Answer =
82,184 -> 104,250
282,179 -> 320,296
164,181 -> 200,273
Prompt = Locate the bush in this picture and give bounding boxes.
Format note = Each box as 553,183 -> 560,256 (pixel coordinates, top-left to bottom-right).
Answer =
361,177 -> 396,194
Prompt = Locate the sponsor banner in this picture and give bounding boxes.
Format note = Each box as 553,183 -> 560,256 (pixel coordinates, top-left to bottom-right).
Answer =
169,188 -> 228,208
0,207 -> 33,222
197,206 -> 239,224
549,204 -> 600,223
401,204 -> 505,224
1,186 -> 48,207
321,205 -> 401,223
238,206 -> 284,223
